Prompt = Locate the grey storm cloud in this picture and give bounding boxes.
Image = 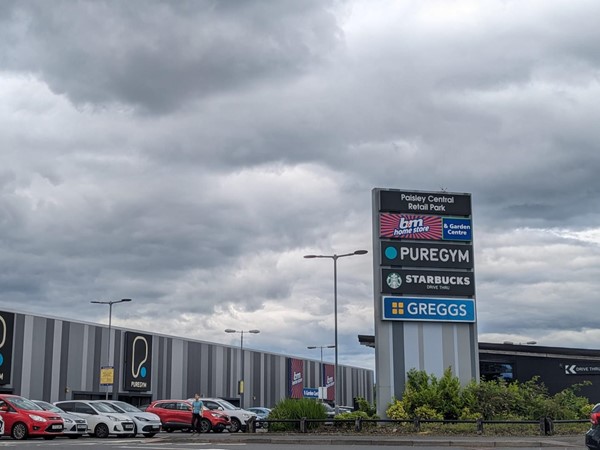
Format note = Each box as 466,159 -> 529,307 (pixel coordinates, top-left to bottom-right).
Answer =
0,0 -> 344,114
2,0 -> 600,369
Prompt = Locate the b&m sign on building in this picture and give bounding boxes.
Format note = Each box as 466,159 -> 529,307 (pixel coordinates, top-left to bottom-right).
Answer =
372,188 -> 478,419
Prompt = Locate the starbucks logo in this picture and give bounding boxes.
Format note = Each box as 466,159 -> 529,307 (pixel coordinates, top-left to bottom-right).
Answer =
386,272 -> 402,289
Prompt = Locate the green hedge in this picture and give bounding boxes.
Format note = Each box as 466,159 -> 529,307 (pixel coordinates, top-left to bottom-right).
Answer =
387,367 -> 592,421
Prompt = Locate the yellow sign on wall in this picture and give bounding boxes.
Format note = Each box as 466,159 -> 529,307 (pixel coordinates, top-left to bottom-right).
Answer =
100,367 -> 114,386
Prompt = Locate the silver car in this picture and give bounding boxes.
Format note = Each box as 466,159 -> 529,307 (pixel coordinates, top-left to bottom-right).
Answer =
32,400 -> 87,438
96,400 -> 161,438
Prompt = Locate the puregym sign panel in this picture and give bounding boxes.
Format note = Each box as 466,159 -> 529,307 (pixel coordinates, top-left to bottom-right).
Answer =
123,332 -> 152,391
0,311 -> 14,385
381,241 -> 473,269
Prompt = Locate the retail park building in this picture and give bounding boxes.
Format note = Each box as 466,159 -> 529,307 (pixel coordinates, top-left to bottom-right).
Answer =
0,309 -> 374,408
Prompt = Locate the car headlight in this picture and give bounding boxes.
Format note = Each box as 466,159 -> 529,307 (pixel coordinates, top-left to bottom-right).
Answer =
63,417 -> 74,423
29,414 -> 47,422
210,412 -> 222,418
107,415 -> 120,422
242,413 -> 251,419
135,416 -> 149,421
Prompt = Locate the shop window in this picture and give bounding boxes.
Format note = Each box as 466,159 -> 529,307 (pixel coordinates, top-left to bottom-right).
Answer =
480,361 -> 514,382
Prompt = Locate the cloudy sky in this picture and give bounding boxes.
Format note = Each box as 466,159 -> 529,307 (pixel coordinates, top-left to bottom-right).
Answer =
2,0 -> 600,372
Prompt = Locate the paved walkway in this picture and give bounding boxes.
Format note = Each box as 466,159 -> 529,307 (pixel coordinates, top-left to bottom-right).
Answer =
168,432 -> 586,447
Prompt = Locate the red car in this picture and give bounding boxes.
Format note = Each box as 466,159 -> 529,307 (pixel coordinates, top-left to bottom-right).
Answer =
146,399 -> 231,433
0,395 -> 64,440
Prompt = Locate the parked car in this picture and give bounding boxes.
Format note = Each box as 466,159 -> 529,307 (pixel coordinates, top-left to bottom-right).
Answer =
198,398 -> 257,432
0,395 -> 63,440
31,400 -> 87,439
94,400 -> 161,438
247,407 -> 271,428
321,402 -> 336,418
586,403 -> 600,449
146,399 -> 231,433
54,400 -> 134,438
0,415 -> 4,436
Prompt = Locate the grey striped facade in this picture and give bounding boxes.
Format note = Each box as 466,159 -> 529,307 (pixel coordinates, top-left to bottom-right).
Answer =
2,310 -> 374,408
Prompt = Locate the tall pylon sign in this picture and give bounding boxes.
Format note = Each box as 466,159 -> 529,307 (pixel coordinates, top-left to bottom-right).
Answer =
372,188 -> 479,418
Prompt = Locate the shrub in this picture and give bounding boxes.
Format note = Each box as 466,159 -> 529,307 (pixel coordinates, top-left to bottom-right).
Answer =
268,398 -> 327,431
355,396 -> 377,417
399,369 -> 590,422
386,398 -> 409,420
414,405 -> 443,420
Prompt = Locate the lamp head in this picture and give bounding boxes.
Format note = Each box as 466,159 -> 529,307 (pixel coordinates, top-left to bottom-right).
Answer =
303,255 -> 318,259
120,298 -> 132,303
307,346 -> 317,349
353,250 -> 368,255
224,329 -> 237,333
249,329 -> 260,334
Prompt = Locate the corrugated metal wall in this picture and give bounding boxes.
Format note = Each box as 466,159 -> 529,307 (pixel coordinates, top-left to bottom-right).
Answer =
3,310 -> 373,408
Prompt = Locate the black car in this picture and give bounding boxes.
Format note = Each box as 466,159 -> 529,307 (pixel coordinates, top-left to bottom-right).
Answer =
586,403 -> 600,449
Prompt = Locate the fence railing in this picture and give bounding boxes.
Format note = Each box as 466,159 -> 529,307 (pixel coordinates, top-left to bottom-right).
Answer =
246,416 -> 589,435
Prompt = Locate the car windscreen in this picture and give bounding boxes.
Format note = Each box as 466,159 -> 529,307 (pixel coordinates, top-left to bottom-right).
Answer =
8,397 -> 44,411
216,399 -> 239,410
93,402 -> 119,413
112,401 -> 140,412
34,401 -> 63,413
100,402 -> 124,413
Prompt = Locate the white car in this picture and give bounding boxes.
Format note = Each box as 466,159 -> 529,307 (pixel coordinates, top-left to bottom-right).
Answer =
32,400 -> 87,438
54,400 -> 134,438
0,415 -> 4,435
96,400 -> 161,437
198,398 -> 257,433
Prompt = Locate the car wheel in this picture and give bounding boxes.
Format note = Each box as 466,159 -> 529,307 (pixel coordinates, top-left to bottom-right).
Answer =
143,433 -> 156,438
199,419 -> 211,433
165,427 -> 173,433
229,418 -> 241,433
94,423 -> 110,438
11,423 -> 28,440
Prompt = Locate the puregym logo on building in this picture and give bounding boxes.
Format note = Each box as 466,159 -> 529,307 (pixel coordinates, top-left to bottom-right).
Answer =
0,311 -> 14,385
124,332 -> 152,391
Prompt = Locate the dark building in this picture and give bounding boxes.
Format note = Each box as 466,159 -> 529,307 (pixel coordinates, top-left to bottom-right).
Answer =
479,342 -> 600,400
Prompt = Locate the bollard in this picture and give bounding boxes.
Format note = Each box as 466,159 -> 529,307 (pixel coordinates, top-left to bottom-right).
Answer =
544,417 -> 554,436
355,417 -> 362,432
413,417 -> 420,432
476,418 -> 483,434
300,417 -> 307,433
246,416 -> 256,433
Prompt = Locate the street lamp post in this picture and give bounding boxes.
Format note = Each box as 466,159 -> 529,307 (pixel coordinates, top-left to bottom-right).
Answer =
304,249 -> 368,414
225,328 -> 260,409
307,345 -> 335,393
90,298 -> 132,399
